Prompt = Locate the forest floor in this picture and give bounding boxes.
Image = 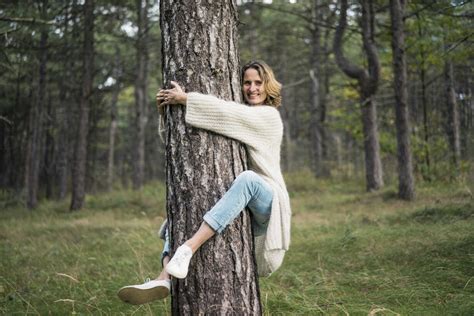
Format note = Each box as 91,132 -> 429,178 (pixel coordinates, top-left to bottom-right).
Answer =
1,172 -> 473,315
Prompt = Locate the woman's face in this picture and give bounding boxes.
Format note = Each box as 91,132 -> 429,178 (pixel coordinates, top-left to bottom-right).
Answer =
242,68 -> 267,106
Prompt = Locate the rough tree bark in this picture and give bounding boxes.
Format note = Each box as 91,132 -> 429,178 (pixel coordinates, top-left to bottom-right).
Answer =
25,0 -> 48,209
444,59 -> 461,169
333,0 -> 384,191
132,0 -> 149,190
390,0 -> 415,200
70,0 -> 94,210
160,1 -> 261,314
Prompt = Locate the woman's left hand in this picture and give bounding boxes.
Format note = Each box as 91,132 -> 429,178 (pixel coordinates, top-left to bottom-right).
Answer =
156,81 -> 187,115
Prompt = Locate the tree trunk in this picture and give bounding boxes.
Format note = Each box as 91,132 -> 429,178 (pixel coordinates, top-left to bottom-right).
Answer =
42,92 -> 54,199
360,91 -> 383,190
56,85 -> 69,200
459,73 -> 472,160
321,11 -> 332,176
0,122 -> 6,188
309,0 -> 323,177
390,0 -> 415,200
107,49 -> 121,191
280,53 -> 291,173
71,0 -> 94,211
333,0 -> 383,191
132,0 -> 149,190
56,0 -> 78,200
160,1 -> 261,314
86,95 -> 99,193
444,60 -> 461,169
25,1 -> 48,209
415,12 -> 431,175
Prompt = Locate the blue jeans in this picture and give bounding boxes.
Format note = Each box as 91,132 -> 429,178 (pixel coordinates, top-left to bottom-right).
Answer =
162,170 -> 273,261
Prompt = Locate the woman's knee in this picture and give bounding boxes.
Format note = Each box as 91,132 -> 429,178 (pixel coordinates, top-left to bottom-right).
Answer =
235,170 -> 258,185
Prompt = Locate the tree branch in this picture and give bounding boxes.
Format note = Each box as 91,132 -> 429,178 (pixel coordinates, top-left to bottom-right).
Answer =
250,2 -> 356,33
333,0 -> 366,81
444,32 -> 474,55
0,16 -> 55,25
282,77 -> 309,90
361,0 -> 380,94
0,115 -> 13,126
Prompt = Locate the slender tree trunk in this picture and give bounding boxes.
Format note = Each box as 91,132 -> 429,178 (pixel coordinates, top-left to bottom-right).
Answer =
280,55 -> 291,172
0,122 -> 5,188
309,0 -> 323,177
360,90 -> 383,190
333,0 -> 383,191
57,86 -> 69,199
71,0 -> 94,210
107,49 -> 121,191
460,76 -> 472,159
132,0 -> 149,190
56,0 -> 77,200
444,60 -> 461,169
321,14 -> 332,176
160,1 -> 261,314
390,0 -> 415,200
280,92 -> 291,172
415,13 -> 431,174
4,71 -> 22,189
25,1 -> 48,209
43,92 -> 54,199
86,97 -> 99,193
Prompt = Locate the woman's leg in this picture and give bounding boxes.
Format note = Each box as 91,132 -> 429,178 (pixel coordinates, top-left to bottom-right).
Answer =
117,230 -> 172,304
185,222 -> 216,253
186,170 -> 272,251
166,171 -> 273,278
156,228 -> 171,280
155,256 -> 170,280
202,170 -> 273,235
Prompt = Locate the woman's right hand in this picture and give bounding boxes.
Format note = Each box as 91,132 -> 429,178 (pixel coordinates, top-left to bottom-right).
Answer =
156,81 -> 187,115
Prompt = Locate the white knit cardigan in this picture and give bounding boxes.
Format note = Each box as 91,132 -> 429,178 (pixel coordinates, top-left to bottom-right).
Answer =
185,93 -> 291,277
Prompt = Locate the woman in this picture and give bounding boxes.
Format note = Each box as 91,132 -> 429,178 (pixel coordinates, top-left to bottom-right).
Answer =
118,61 -> 291,305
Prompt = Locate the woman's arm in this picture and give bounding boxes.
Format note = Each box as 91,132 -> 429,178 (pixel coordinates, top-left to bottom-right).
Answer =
156,82 -> 283,149
185,93 -> 282,149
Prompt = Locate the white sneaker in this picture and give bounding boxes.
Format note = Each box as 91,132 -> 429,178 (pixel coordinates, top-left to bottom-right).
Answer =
117,279 -> 170,305
165,244 -> 193,279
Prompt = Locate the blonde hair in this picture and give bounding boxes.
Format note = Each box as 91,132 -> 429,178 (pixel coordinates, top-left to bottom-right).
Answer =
241,60 -> 282,107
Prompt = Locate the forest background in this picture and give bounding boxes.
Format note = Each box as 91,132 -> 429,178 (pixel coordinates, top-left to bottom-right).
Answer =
1,0 -> 473,314
1,0 -> 473,205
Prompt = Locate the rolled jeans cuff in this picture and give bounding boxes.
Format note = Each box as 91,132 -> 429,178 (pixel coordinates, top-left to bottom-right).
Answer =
203,213 -> 225,234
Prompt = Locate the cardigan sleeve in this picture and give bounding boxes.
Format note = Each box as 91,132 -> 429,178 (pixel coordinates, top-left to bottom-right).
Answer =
185,92 -> 283,149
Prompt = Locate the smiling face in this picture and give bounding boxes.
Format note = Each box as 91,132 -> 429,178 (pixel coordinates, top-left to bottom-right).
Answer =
242,68 -> 268,106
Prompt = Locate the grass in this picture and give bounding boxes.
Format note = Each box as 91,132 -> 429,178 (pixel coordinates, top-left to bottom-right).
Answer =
1,173 -> 473,315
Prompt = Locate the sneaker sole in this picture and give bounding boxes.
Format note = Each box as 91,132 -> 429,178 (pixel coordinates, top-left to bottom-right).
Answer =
117,285 -> 169,305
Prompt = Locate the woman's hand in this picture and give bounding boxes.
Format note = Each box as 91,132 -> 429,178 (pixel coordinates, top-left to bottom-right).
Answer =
156,81 -> 187,115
